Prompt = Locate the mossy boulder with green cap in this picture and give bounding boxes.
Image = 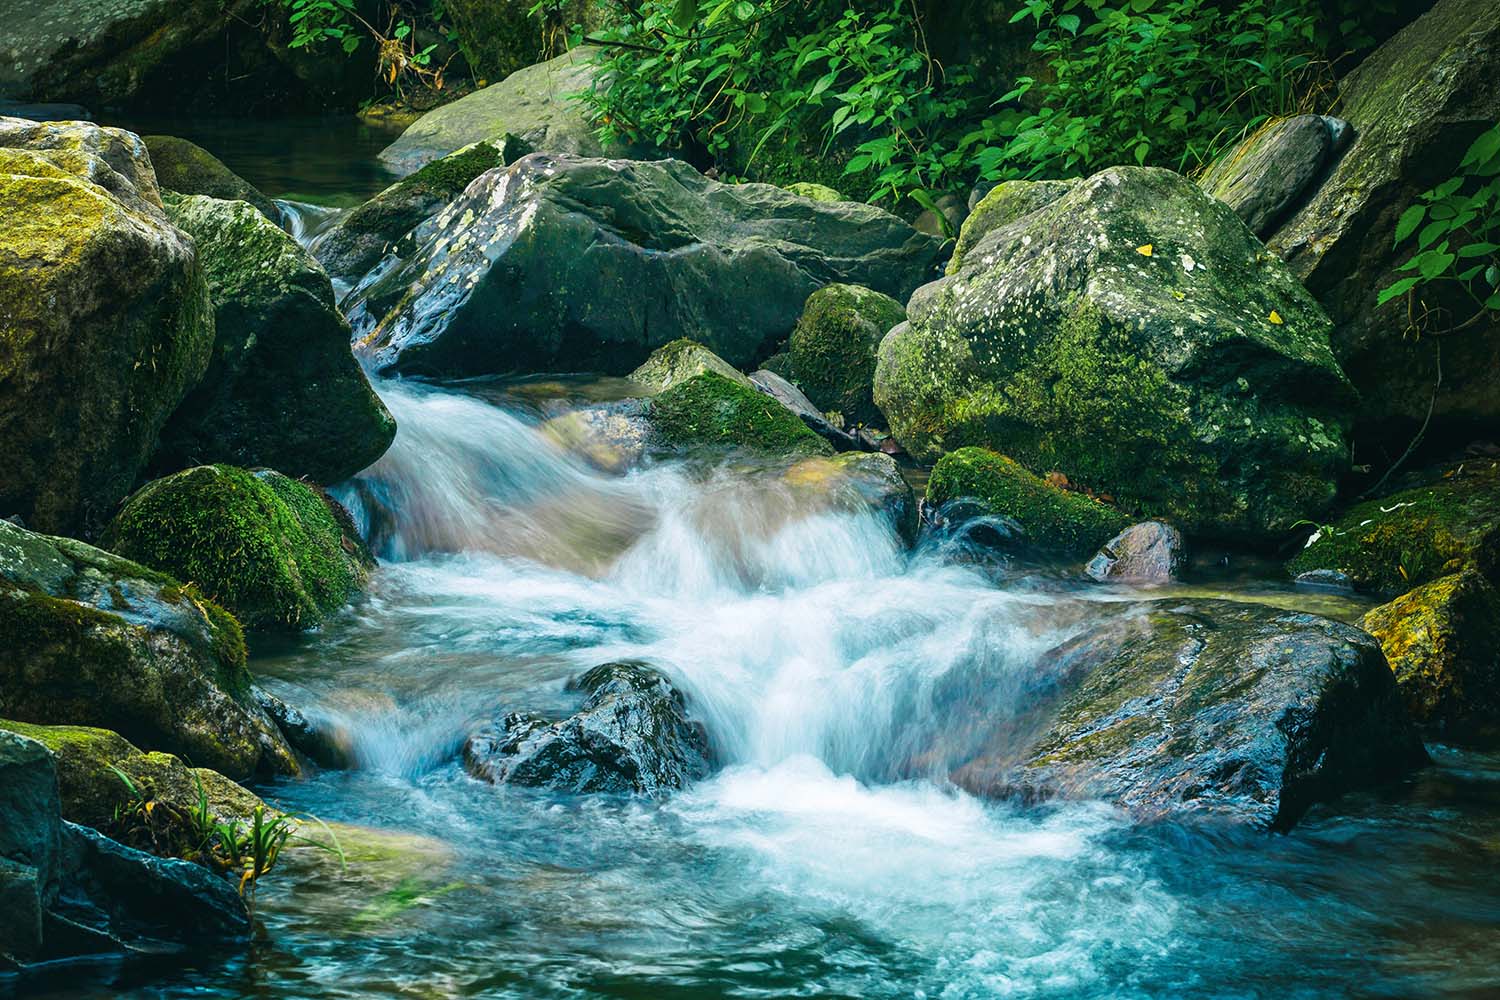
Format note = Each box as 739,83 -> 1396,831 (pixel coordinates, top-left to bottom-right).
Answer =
106,465 -> 373,633
647,372 -> 835,460
787,283 -> 907,426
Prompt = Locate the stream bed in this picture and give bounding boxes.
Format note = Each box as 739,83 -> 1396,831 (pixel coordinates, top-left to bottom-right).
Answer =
29,122 -> 1500,1000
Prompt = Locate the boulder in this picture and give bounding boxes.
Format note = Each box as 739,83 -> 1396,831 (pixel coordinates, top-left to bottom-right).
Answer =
379,48 -> 618,173
0,731 -> 249,968
875,166 -> 1353,538
1361,570 -> 1500,744
748,370 -> 861,451
628,338 -> 752,392
0,720 -> 263,831
1287,458 -> 1500,594
106,465 -> 373,633
463,661 -> 712,795
540,399 -> 653,474
786,284 -> 907,427
0,518 -> 295,779
143,134 -> 279,223
347,153 -> 944,377
153,195 -> 395,483
1266,0 -> 1500,443
925,448 -> 1130,556
782,453 -> 918,545
315,136 -> 527,282
1085,521 -> 1187,584
947,178 -> 1073,274
646,372 -> 834,460
0,118 -> 214,535
951,600 -> 1428,830
1199,115 -> 1347,238
444,0 -> 605,82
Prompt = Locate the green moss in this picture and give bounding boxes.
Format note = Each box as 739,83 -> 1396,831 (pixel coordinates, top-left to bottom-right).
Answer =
1289,459 -> 1500,594
402,139 -> 508,198
142,135 -> 278,221
948,179 -> 1075,275
784,182 -> 844,202
630,338 -> 750,392
787,284 -> 906,426
926,447 -> 1131,555
105,465 -> 370,632
648,371 -> 834,458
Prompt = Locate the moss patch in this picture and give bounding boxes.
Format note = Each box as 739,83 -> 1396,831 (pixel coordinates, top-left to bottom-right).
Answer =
926,447 -> 1131,555
106,465 -> 371,632
788,284 -> 906,426
648,372 -> 834,459
143,135 -> 278,222
947,179 -> 1075,274
1288,459 -> 1500,594
629,338 -> 750,393
784,182 -> 844,202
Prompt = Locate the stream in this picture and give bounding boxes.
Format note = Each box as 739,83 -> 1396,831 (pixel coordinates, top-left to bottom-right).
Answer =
31,121 -> 1500,1000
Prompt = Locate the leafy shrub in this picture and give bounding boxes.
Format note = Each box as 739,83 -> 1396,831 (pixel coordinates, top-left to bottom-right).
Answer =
1379,124 -> 1500,334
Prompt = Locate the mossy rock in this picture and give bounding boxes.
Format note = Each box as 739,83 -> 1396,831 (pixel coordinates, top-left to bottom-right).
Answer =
0,518 -> 294,779
647,372 -> 834,459
1361,570 -> 1500,745
155,195 -> 396,484
142,135 -> 279,223
784,182 -> 845,202
947,179 -> 1074,274
107,465 -> 373,632
629,338 -> 752,393
0,125 -> 214,536
876,166 -> 1352,538
926,447 -> 1131,556
788,284 -> 906,426
316,137 -> 525,281
0,720 -> 264,831
1287,459 -> 1500,594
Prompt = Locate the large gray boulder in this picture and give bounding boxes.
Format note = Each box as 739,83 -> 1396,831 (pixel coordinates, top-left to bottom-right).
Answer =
0,731 -> 248,969
379,47 -> 620,174
463,662 -> 711,795
1266,0 -> 1500,443
875,166 -> 1353,538
347,153 -> 945,377
0,519 -> 297,779
951,600 -> 1428,830
0,118 -> 214,536
152,195 -> 395,483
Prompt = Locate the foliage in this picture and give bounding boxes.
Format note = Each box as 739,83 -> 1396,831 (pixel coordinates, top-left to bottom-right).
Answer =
263,0 -> 453,96
1378,124 -> 1500,335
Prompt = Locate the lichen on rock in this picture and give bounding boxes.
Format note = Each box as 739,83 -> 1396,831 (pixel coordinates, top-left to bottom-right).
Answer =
787,283 -> 907,427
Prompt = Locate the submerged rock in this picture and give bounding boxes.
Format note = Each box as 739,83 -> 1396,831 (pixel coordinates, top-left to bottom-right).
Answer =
787,283 -> 907,427
925,448 -> 1130,556
1286,459 -> 1500,594
346,153 -> 944,377
1266,0 -> 1500,444
0,518 -> 295,779
1361,569 -> 1500,745
0,118 -> 213,536
143,134 -> 280,223
463,662 -> 711,795
646,372 -> 834,460
876,166 -> 1353,538
540,399 -> 654,475
106,465 -> 373,633
952,600 -> 1428,830
316,136 -> 527,282
1199,115 -> 1346,238
0,730 -> 248,969
782,453 -> 918,545
154,195 -> 395,484
1085,521 -> 1187,584
379,48 -> 620,173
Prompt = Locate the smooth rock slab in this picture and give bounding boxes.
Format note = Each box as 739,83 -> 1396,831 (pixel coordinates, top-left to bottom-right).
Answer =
1199,115 -> 1344,238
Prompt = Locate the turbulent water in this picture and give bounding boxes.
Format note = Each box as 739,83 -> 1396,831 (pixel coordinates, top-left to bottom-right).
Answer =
23,375 -> 1497,1000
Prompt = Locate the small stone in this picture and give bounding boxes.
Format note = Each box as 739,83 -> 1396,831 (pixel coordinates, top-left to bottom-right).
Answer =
1085,521 -> 1186,584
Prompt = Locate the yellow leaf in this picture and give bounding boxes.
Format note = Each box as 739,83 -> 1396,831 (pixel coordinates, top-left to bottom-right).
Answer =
1268,310 -> 1284,325
1171,289 -> 1185,301
1136,244 -> 1153,257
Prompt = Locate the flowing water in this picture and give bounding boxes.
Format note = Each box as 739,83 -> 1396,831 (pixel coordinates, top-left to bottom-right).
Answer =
22,126 -> 1500,1000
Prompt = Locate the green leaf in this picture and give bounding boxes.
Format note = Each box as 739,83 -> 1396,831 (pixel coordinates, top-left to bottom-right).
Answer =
1057,14 -> 1082,34
1417,219 -> 1448,250
733,0 -> 755,21
1418,251 -> 1456,280
1393,206 -> 1427,246
1377,276 -> 1421,306
671,0 -> 699,30
1461,127 -> 1500,170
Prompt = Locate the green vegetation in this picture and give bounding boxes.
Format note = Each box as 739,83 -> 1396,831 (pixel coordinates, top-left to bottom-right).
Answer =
926,447 -> 1130,555
648,371 -> 834,457
106,465 -> 371,632
787,284 -> 906,426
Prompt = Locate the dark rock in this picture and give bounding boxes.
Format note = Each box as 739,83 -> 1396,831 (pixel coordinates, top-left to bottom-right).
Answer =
951,600 -> 1428,830
463,662 -> 711,795
749,370 -> 862,451
876,166 -> 1353,538
346,153 -> 945,377
1267,0 -> 1500,445
154,195 -> 395,485
1085,521 -> 1187,584
254,689 -> 351,770
1199,115 -> 1340,238
0,118 -> 213,536
0,100 -> 90,122
1294,569 -> 1356,593
0,518 -> 296,779
143,135 -> 280,223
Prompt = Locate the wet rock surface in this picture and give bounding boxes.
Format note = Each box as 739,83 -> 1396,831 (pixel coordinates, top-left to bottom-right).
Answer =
464,662 -> 711,795
1199,115 -> 1345,238
1085,521 -> 1187,584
